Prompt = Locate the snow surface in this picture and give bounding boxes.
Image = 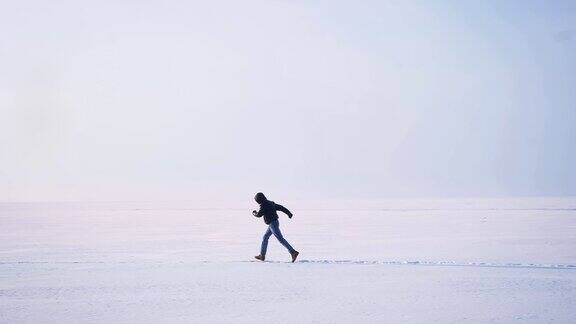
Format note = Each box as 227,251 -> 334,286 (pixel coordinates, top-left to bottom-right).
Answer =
1,198 -> 575,323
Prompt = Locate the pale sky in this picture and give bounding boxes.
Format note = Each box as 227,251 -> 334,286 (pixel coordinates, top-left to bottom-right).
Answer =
1,0 -> 575,201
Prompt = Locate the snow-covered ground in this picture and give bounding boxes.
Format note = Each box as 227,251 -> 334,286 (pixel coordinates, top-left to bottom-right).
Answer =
1,198 -> 575,323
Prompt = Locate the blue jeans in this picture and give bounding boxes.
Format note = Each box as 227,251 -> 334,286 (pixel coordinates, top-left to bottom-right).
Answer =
260,219 -> 296,256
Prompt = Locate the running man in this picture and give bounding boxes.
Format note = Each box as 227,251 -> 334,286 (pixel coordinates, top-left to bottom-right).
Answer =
252,192 -> 299,262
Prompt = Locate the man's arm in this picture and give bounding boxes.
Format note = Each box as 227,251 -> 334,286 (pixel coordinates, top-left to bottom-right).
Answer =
252,206 -> 264,217
275,204 -> 293,218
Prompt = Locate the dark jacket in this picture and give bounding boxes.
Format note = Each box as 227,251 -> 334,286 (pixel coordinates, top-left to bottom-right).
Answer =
253,193 -> 293,225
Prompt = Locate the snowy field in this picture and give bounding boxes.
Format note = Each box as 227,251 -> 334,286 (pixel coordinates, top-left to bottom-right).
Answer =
1,198 -> 575,323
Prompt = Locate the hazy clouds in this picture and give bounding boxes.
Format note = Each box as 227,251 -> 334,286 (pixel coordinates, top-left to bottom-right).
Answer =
1,1 -> 575,201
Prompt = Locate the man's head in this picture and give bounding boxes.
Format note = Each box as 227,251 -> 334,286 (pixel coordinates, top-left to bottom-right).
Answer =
254,192 -> 266,204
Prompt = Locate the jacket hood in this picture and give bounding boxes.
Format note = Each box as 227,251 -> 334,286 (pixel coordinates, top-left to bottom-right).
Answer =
254,192 -> 267,204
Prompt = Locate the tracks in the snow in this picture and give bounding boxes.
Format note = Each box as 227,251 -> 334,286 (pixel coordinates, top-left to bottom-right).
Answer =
247,259 -> 576,270
2,260 -> 576,270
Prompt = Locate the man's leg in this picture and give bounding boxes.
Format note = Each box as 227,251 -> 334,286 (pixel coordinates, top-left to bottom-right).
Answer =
260,227 -> 273,257
269,220 -> 296,253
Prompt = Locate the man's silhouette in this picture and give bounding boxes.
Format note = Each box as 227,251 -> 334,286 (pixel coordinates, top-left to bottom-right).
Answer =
252,192 -> 299,262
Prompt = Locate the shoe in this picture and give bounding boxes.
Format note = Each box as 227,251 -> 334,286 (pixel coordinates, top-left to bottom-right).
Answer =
254,255 -> 265,261
291,251 -> 299,263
